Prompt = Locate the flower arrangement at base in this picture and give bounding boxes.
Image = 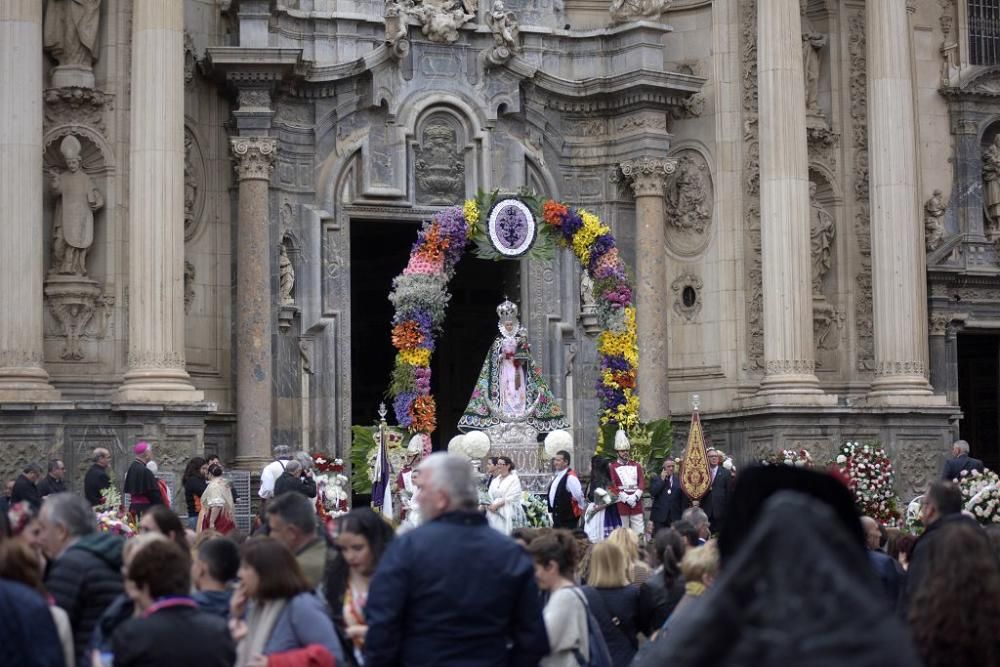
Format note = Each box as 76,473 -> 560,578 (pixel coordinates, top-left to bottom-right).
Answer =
95,487 -> 138,538
521,491 -> 553,528
956,468 -> 1000,525
316,461 -> 350,519
311,453 -> 342,474
831,441 -> 900,526
762,448 -> 813,468
904,496 -> 925,535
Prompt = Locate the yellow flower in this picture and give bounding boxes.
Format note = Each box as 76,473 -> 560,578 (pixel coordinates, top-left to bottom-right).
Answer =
570,210 -> 610,265
463,200 -> 480,228
398,348 -> 431,367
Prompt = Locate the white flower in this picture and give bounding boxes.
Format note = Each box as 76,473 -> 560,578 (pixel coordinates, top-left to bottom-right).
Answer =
837,455 -> 847,464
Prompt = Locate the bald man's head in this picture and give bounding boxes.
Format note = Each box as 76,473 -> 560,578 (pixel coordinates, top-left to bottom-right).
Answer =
860,516 -> 880,551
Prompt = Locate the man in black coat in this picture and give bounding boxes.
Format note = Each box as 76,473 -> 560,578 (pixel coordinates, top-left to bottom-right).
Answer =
649,458 -> 684,532
123,442 -> 161,515
37,458 -> 67,498
39,493 -> 124,665
273,459 -> 317,499
941,439 -> 985,481
700,448 -> 732,535
11,463 -> 43,510
546,448 -> 585,530
112,539 -> 234,667
84,447 -> 112,506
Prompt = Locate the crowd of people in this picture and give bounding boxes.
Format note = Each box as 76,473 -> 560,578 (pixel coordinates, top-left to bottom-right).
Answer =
1,439 -> 999,667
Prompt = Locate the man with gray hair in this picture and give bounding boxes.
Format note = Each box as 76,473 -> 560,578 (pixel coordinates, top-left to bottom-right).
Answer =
266,490 -> 329,589
365,453 -> 548,667
681,506 -> 710,545
84,447 -> 112,505
258,444 -> 293,500
39,493 -> 124,664
941,439 -> 984,481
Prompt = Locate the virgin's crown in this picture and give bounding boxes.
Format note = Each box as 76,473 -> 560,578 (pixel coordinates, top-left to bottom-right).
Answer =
497,298 -> 518,321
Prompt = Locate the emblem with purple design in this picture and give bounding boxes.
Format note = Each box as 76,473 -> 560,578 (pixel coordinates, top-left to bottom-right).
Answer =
487,198 -> 537,257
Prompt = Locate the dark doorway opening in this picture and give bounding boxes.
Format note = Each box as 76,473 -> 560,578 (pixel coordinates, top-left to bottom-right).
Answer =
350,219 -> 519,449
957,333 -> 1000,471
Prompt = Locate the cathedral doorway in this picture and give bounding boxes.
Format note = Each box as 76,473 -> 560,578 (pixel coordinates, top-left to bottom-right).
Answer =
957,332 -> 1000,471
349,219 -> 518,447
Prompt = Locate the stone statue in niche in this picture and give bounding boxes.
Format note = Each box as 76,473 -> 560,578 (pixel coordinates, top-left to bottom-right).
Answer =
983,135 -> 1000,241
809,182 -> 834,294
924,189 -> 947,252
801,1 -> 827,118
488,1 -> 519,50
665,155 -> 710,235
279,243 -> 295,305
415,123 -> 465,205
50,135 -> 103,277
43,0 -> 102,88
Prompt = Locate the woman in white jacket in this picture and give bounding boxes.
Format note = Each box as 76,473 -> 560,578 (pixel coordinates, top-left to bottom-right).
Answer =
529,531 -> 590,667
485,456 -> 525,535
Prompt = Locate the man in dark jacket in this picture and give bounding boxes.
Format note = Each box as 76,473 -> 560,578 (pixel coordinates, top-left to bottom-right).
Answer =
365,453 -> 549,667
941,439 -> 985,481
650,458 -> 684,531
37,458 -> 67,498
273,459 -> 317,499
113,539 -> 234,667
861,516 -> 902,612
39,492 -> 124,665
11,463 -> 43,510
698,449 -> 732,535
0,578 -> 66,667
123,441 -> 161,515
84,447 -> 112,506
191,537 -> 239,619
546,448 -> 584,530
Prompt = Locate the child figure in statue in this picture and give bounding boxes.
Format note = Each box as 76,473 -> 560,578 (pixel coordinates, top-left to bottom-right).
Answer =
458,299 -> 570,434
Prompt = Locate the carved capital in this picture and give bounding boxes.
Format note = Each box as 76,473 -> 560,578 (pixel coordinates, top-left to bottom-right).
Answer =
231,137 -> 277,181
929,313 -> 951,336
615,157 -> 676,198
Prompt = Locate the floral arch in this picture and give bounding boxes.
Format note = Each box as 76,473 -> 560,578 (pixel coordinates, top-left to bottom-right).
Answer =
385,193 -> 639,441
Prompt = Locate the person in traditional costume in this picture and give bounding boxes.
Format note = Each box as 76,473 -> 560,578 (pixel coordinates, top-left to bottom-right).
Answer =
198,464 -> 236,535
123,442 -> 161,517
396,436 -> 424,527
545,434 -> 584,530
486,456 -> 525,534
610,430 -> 645,536
458,299 -> 570,433
584,456 -> 622,543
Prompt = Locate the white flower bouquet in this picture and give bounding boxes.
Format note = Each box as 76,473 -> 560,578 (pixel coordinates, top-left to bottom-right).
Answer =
521,492 -> 553,528
957,468 -> 1000,525
832,441 -> 900,526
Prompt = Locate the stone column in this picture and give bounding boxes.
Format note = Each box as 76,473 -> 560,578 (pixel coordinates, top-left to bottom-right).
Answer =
865,0 -> 938,401
0,2 -> 59,401
619,157 -> 675,421
116,0 -> 202,402
232,137 -> 276,469
755,0 -> 824,398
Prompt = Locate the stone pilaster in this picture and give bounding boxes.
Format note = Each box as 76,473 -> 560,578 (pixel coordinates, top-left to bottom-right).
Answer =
619,157 -> 675,421
116,0 -> 202,403
864,0 -> 941,404
232,137 -> 276,470
754,0 -> 828,401
0,1 -> 59,400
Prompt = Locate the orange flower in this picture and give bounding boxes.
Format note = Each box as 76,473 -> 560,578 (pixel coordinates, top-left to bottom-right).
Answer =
613,371 -> 636,390
411,395 -> 437,434
543,200 -> 568,226
391,320 -> 424,350
416,224 -> 450,264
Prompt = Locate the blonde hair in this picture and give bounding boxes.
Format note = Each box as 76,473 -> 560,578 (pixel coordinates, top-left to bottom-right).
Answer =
680,540 -> 719,585
607,527 -> 639,563
587,541 -> 630,588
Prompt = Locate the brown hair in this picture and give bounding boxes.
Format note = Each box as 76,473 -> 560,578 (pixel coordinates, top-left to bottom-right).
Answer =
0,541 -> 45,594
587,541 -> 629,588
528,530 -> 578,578
240,536 -> 311,601
127,540 -> 192,599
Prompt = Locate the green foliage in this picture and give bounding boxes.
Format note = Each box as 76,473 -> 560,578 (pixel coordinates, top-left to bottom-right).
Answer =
350,425 -> 377,495
595,419 -> 674,478
389,364 -> 415,396
468,189 -> 557,263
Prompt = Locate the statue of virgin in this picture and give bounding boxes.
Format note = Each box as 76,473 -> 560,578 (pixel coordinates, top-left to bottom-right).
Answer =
458,299 -> 570,433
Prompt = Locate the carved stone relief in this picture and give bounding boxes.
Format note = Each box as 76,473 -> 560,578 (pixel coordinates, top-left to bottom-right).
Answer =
664,151 -> 713,257
48,135 -> 103,278
414,119 -> 466,205
671,273 -> 703,323
801,0 -> 827,123
610,0 -> 673,24
43,88 -> 108,133
184,127 -> 206,242
184,261 -> 196,315
741,0 -> 764,371
184,31 -> 199,89
809,182 -> 834,295
924,189 -> 948,251
485,1 -> 520,67
408,0 -> 477,44
983,135 -> 1000,242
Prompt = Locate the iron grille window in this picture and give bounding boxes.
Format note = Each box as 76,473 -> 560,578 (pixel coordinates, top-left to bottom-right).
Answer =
970,0 -> 1000,65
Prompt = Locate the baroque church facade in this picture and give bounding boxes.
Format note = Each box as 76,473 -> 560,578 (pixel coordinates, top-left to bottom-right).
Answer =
2,0 -> 999,499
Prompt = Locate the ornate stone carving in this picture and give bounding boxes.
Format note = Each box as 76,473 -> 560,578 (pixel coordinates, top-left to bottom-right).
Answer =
929,313 -> 951,336
485,1 -> 520,67
939,0 -> 958,85
184,261 -> 195,315
231,137 -> 277,181
896,444 -> 941,500
385,0 -> 411,59
674,92 -> 705,120
414,122 -> 466,205
664,152 -> 713,256
410,0 -> 477,44
801,0 -> 826,118
741,0 -> 763,370
809,182 -> 834,294
984,135 -> 1000,242
43,0 -> 101,89
765,360 -> 816,376
49,136 -> 103,277
609,0 -> 673,24
44,276 -> 102,360
614,157 -> 676,197
924,189 -> 947,251
43,87 -> 108,132
184,128 -> 206,242
126,350 -> 187,371
279,242 -> 295,306
671,273 -> 703,323
184,31 -> 198,88
299,339 -> 314,375
812,300 -> 840,352
237,88 -> 271,111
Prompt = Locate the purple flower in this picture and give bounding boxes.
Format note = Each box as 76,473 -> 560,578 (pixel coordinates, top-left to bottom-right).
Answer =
587,234 -> 616,271
434,207 -> 470,270
560,210 -> 583,239
393,392 -> 416,427
414,367 -> 432,394
601,355 -> 631,372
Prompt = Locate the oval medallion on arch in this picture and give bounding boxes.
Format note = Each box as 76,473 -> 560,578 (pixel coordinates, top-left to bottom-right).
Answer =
487,198 -> 537,257
664,149 -> 713,258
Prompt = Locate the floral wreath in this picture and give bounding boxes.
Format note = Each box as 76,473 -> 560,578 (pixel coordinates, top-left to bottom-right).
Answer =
387,192 -> 639,439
